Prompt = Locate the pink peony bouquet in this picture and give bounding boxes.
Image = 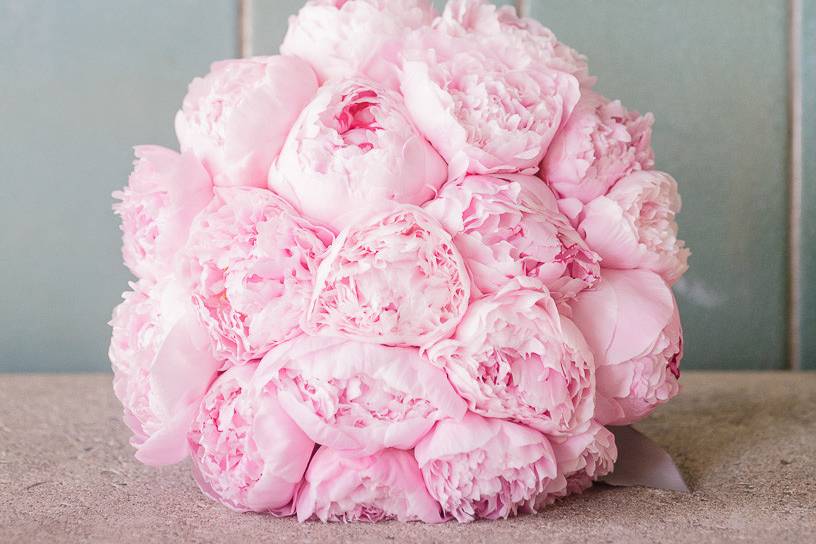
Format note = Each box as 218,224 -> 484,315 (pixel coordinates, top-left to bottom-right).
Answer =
110,0 -> 689,523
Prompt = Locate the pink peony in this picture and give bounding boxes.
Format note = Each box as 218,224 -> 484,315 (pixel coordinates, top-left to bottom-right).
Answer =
305,206 -> 470,348
175,56 -> 318,188
108,0 -> 690,522
542,90 -> 654,203
296,447 -> 444,523
281,0 -> 436,87
424,173 -> 600,301
415,412 -> 559,522
577,170 -> 690,284
427,279 -> 595,435
547,422 -> 617,502
182,187 -> 332,368
113,145 -> 212,282
268,79 -> 447,230
255,336 -> 467,455
188,364 -> 315,513
400,19 -> 580,178
570,269 -> 683,425
109,279 -> 220,465
435,0 -> 593,85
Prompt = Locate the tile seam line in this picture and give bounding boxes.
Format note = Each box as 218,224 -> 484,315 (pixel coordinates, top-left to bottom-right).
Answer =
789,0 -> 803,371
239,0 -> 253,58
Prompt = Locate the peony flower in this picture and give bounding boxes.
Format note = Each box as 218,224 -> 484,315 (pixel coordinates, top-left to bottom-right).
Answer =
539,422 -> 617,507
182,187 -> 332,367
175,56 -> 318,188
281,0 -> 436,87
414,412 -> 559,522
555,422 -> 617,494
424,173 -> 600,301
569,269 -> 683,425
400,21 -> 580,178
109,279 -> 220,465
541,90 -> 654,203
296,447 -> 444,523
576,170 -> 690,284
255,336 -> 467,455
435,0 -> 593,85
188,364 -> 315,513
305,206 -> 470,348
427,279 -> 595,435
268,79 -> 447,230
113,145 -> 212,282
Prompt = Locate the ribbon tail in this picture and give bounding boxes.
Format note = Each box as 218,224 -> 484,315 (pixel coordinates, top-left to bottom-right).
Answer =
601,425 -> 689,493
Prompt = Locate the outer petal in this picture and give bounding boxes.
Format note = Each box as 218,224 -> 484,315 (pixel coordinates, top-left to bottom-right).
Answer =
256,336 -> 466,455
281,0 -> 436,87
401,25 -> 580,177
269,79 -> 446,230
109,279 -> 220,467
426,279 -> 595,435
578,170 -> 690,284
537,421 -> 617,506
570,269 -> 682,425
436,0 -> 593,85
577,196 -> 642,263
296,447 -> 444,523
188,364 -> 315,513
424,174 -> 599,301
572,269 -> 673,366
542,90 -> 654,203
305,206 -> 470,348
137,310 -> 221,465
113,145 -> 212,281
182,187 -> 331,367
415,413 -> 558,522
176,56 -> 318,187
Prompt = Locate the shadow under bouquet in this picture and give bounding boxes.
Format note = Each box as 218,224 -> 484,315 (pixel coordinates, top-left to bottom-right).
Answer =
110,0 -> 689,523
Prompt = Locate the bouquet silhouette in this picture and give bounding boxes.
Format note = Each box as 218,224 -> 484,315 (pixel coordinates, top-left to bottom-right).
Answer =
110,0 -> 689,523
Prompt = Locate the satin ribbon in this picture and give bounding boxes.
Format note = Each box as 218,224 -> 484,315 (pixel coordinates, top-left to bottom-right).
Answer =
601,426 -> 689,492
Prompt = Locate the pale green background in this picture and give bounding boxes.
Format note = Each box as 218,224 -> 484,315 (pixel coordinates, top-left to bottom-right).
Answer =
0,0 -> 810,371
803,0 -> 816,369
527,0 -> 791,371
0,1 -> 238,372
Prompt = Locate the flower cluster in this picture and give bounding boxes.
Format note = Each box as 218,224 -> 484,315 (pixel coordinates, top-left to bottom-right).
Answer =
110,0 -> 688,523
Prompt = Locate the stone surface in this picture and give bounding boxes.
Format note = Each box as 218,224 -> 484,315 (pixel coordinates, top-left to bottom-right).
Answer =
1,372 -> 814,543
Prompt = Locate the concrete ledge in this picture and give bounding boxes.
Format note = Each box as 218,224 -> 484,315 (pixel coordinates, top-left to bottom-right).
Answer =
1,372 -> 814,543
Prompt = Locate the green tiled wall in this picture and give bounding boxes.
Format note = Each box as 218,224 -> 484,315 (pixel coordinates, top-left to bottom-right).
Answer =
802,0 -> 816,369
252,0 -> 304,56
0,1 -> 238,372
0,1 -> 809,371
528,0 -> 791,369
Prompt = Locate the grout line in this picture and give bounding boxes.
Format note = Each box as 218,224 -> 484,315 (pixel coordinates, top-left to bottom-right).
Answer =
516,0 -> 528,17
239,0 -> 253,58
788,0 -> 803,371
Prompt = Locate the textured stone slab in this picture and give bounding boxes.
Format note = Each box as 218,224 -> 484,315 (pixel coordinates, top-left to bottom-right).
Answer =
1,372 -> 814,543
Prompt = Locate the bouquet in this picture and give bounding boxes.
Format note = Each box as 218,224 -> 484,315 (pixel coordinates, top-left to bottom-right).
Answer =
110,0 -> 689,523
